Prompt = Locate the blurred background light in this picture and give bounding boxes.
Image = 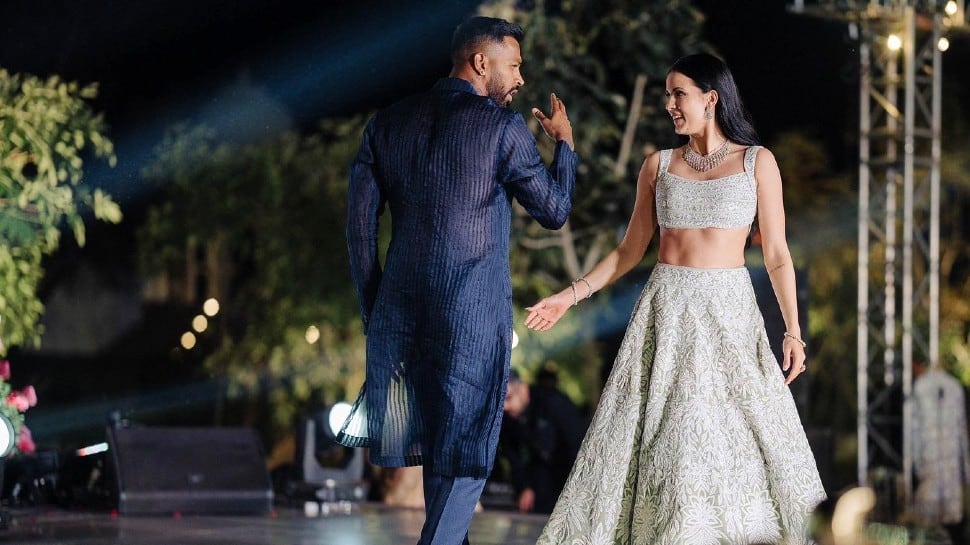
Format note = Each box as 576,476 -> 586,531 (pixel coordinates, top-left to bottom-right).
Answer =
203,298 -> 220,317
180,332 -> 197,350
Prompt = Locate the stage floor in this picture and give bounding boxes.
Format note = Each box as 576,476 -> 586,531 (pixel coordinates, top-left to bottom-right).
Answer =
0,503 -> 546,544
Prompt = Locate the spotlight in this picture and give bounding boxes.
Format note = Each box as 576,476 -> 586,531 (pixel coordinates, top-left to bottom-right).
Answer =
326,402 -> 352,437
938,36 -> 951,52
293,402 -> 368,504
0,413 -> 16,457
945,0 -> 958,17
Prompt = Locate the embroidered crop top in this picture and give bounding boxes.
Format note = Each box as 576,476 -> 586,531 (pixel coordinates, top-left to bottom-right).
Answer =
655,145 -> 760,229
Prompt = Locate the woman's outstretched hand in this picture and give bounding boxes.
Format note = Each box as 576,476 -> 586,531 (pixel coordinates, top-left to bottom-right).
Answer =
525,291 -> 573,332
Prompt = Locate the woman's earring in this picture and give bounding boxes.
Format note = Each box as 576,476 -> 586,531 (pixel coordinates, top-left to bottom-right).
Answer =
704,107 -> 713,120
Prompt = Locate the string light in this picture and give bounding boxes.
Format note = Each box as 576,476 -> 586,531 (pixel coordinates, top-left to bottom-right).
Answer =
203,298 -> 220,317
180,332 -> 197,350
192,315 -> 208,333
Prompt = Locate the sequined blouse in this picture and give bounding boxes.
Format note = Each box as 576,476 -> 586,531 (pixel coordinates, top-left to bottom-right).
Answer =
656,146 -> 761,229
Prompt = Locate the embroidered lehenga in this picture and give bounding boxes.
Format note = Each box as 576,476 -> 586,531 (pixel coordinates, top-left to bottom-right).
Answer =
536,147 -> 825,545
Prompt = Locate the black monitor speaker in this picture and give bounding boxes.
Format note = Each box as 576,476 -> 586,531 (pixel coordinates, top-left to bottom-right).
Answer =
106,426 -> 273,515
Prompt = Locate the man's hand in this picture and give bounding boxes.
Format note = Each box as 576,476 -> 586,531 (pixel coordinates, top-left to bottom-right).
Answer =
532,93 -> 574,150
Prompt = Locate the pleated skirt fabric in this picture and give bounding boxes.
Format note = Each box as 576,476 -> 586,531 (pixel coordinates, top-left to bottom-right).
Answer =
536,264 -> 826,545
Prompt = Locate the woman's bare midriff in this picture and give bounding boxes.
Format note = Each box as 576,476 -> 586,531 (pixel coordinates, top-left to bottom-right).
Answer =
657,227 -> 750,268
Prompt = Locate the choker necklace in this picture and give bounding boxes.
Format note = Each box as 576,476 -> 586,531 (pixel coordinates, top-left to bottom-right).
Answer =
683,139 -> 730,172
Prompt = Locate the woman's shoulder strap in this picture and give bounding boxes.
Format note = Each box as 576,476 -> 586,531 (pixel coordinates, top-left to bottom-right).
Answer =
659,148 -> 673,175
743,145 -> 762,175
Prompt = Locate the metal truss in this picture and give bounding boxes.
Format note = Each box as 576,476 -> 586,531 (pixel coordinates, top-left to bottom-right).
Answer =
788,0 -> 964,505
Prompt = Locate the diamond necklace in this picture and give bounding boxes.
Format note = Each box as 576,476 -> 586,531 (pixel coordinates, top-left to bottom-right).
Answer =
682,139 -> 730,172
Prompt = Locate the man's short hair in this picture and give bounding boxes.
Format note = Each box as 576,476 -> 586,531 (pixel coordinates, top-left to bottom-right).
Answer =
450,16 -> 524,65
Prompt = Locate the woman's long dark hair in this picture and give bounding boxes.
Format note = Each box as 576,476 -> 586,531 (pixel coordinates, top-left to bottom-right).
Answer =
668,53 -> 760,146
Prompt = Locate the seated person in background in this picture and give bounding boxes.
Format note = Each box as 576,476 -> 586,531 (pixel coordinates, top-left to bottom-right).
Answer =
498,367 -> 585,514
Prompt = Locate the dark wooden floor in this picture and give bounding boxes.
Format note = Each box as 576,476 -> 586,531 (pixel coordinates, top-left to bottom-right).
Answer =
0,503 -> 546,545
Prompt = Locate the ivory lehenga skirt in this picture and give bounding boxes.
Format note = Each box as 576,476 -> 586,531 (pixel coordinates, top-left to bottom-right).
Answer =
537,264 -> 826,545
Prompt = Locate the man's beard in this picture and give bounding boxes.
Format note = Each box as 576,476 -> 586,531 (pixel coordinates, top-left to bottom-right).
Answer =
486,77 -> 515,107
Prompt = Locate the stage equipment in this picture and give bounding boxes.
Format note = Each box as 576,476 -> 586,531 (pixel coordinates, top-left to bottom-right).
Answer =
0,412 -> 15,458
295,402 -> 367,503
106,426 -> 272,515
789,0 -> 967,507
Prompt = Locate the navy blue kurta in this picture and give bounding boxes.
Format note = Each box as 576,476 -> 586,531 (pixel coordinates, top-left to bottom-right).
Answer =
339,78 -> 578,478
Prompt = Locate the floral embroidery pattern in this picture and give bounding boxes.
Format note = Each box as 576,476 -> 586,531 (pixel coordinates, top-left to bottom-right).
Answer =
537,265 -> 825,545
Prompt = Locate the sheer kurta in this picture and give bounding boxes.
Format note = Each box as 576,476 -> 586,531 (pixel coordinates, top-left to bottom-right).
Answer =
340,78 -> 578,478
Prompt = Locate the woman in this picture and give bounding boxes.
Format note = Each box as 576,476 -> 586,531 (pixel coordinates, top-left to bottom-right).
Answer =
524,53 -> 826,545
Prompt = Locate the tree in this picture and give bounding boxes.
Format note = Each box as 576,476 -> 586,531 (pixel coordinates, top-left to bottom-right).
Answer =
138,117 -> 370,437
0,69 -> 120,350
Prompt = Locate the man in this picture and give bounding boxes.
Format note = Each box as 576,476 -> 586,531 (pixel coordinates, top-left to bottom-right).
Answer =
338,16 -> 577,545
499,368 -> 585,514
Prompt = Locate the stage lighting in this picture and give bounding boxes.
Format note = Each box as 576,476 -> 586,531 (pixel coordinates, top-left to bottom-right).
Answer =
294,402 -> 367,504
0,412 -> 16,458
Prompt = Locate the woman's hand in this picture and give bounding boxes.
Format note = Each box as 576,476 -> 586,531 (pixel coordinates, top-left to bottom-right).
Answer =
782,335 -> 807,385
524,291 -> 573,331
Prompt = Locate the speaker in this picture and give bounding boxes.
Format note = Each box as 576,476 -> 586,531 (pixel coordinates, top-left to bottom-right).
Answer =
106,426 -> 273,515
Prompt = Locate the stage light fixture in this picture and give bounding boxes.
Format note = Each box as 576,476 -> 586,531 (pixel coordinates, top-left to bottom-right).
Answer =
294,402 -> 367,504
945,0 -> 958,17
0,412 -> 16,457
327,401 -> 352,437
938,36 -> 951,51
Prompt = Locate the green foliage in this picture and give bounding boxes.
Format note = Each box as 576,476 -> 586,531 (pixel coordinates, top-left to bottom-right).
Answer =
138,118 -> 370,436
0,69 -> 119,349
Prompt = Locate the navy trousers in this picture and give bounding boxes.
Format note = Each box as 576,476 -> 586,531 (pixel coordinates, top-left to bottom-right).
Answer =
418,465 -> 486,545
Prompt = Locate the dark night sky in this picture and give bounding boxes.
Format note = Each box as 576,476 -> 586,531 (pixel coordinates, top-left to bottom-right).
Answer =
6,1 -> 964,184
4,1 -> 967,158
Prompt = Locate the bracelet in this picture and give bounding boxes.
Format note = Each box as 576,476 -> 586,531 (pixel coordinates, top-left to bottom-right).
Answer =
576,277 -> 593,299
783,332 -> 807,349
569,282 -> 578,306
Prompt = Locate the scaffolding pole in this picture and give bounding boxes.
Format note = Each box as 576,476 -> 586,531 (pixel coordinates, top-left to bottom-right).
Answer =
788,0 -> 955,508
